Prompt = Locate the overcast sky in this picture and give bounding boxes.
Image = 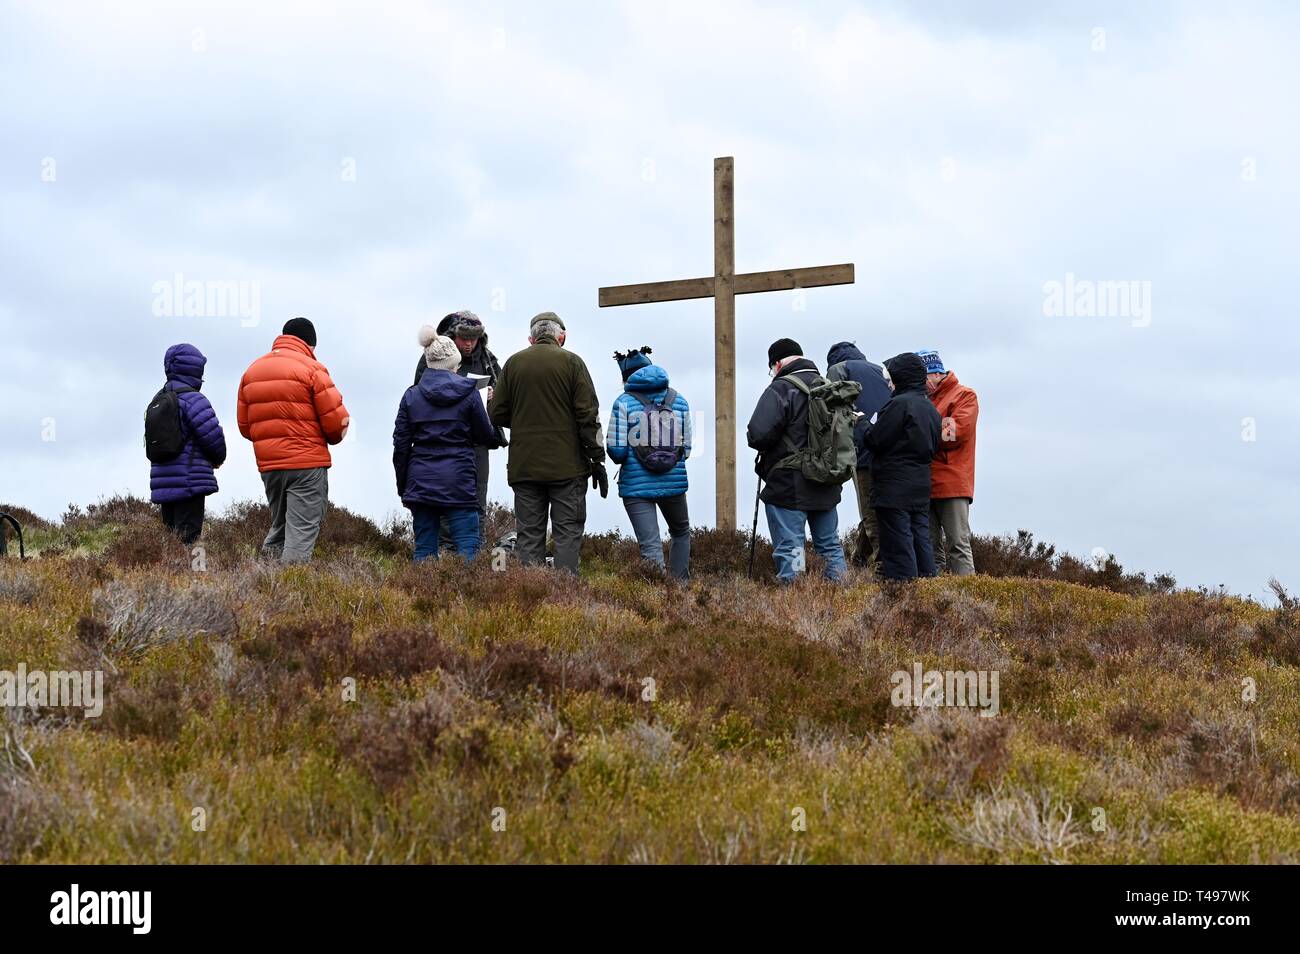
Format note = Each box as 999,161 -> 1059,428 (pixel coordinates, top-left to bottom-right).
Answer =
2,0 -> 1296,597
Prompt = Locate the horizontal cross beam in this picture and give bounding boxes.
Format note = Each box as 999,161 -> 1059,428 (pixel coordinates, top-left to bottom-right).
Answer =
598,262 -> 855,308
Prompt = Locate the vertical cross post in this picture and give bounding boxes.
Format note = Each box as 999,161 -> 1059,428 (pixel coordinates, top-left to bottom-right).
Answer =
713,157 -> 737,533
598,157 -> 854,536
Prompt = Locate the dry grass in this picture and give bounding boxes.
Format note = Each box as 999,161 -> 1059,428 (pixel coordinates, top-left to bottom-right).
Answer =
0,495 -> 1297,863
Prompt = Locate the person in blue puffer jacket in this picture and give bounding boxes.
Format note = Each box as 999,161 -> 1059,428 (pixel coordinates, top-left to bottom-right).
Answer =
149,343 -> 227,544
605,347 -> 692,579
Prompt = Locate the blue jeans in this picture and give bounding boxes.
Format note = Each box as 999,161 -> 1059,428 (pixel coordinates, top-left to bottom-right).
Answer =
764,503 -> 847,583
623,494 -> 690,579
411,504 -> 479,561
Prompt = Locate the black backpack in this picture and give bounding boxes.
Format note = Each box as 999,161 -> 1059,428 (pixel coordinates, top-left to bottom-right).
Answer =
628,388 -> 685,475
144,385 -> 193,463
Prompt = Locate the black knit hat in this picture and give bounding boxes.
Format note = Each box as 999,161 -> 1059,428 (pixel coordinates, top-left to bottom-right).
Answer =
282,317 -> 317,348
767,338 -> 802,367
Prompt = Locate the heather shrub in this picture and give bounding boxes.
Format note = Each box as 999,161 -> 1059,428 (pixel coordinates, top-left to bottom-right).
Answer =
316,503 -> 408,557
579,529 -> 642,571
3,500 -> 1298,863
97,663 -> 213,741
1174,711 -> 1300,812
0,504 -> 52,531
1249,580 -> 1300,666
201,499 -> 273,560
0,774 -> 58,863
946,785 -> 1085,863
898,708 -> 1012,802
0,568 -> 40,606
91,578 -> 239,655
973,529 -> 1176,595
394,559 -> 559,615
104,520 -> 191,569
688,527 -> 776,580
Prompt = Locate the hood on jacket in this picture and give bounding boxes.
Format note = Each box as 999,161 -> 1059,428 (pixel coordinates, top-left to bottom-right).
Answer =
418,367 -> 479,406
826,341 -> 867,367
164,343 -> 206,390
883,352 -> 928,394
624,364 -> 669,393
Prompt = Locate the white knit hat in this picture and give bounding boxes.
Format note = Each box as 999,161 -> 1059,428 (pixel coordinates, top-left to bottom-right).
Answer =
418,325 -> 461,372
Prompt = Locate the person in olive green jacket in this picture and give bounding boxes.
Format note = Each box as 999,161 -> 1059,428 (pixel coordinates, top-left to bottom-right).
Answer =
488,312 -> 607,573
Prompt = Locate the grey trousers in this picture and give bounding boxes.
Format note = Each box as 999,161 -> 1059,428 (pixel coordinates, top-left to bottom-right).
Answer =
624,494 -> 690,580
849,467 -> 882,574
513,476 -> 587,574
929,496 -> 975,576
261,466 -> 329,564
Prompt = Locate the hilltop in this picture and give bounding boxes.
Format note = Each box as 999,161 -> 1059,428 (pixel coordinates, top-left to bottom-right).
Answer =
1,496 -> 1298,863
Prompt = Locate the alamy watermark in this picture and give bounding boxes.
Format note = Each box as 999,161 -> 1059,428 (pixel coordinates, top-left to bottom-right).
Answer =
50,884 -> 151,934
152,272 -> 261,327
1042,272 -> 1151,327
1,663 -> 104,718
891,663 -> 1000,717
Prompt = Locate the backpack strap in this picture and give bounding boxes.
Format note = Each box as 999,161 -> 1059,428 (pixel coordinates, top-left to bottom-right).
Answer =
777,374 -> 820,457
783,375 -> 811,398
629,387 -> 676,408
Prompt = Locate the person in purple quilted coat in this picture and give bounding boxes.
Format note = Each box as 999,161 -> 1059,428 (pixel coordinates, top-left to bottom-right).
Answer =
149,343 -> 227,543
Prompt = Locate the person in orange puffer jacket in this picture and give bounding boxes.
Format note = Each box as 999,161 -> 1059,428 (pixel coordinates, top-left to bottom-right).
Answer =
237,317 -> 351,563
917,349 -> 978,576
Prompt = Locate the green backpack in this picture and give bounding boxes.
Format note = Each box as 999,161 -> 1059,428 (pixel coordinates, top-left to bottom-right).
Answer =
774,375 -> 863,486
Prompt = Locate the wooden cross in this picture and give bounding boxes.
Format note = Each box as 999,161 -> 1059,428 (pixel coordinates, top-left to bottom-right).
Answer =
598,156 -> 855,532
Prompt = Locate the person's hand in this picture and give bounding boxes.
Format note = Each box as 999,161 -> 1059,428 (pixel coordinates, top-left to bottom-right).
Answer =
941,416 -> 957,441
591,462 -> 609,498
485,385 -> 494,402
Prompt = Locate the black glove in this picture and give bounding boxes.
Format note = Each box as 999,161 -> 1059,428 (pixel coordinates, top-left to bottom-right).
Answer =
590,461 -> 609,498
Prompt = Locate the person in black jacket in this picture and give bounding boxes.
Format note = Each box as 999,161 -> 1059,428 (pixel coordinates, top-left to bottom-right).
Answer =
826,341 -> 893,574
413,311 -> 503,387
745,338 -> 849,584
862,352 -> 942,581
413,311 -> 505,547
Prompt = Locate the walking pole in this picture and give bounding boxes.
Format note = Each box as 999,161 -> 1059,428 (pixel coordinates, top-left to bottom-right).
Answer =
747,462 -> 762,579
0,513 -> 24,560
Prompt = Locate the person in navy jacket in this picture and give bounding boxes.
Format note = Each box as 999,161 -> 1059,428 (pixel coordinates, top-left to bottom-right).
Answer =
394,334 -> 497,560
826,341 -> 894,573
605,347 -> 692,579
149,343 -> 227,544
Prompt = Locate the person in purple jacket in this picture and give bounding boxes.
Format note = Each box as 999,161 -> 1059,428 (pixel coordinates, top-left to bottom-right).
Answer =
149,343 -> 227,543
393,333 -> 497,560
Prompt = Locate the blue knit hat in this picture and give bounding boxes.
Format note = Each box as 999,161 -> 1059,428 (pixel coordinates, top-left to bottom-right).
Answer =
916,349 -> 945,374
614,346 -> 653,382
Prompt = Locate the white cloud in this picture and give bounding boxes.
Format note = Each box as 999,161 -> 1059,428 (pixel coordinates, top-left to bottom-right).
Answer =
1,0 -> 1297,596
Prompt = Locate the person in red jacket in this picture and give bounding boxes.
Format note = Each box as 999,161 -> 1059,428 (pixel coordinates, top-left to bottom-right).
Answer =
237,317 -> 350,563
917,349 -> 978,575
